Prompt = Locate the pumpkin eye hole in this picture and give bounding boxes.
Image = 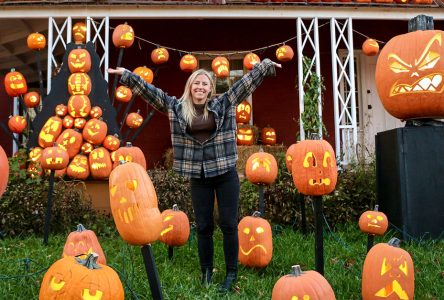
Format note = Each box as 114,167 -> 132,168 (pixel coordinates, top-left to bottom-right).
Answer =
110,185 -> 117,196
303,152 -> 316,168
126,180 -> 138,191
376,216 -> 384,221
243,227 -> 250,235
418,51 -> 440,71
380,258 -> 392,275
256,227 -> 264,234
323,152 -> 332,167
366,214 -> 373,219
399,261 -> 408,276
164,215 -> 173,222
389,61 -> 410,73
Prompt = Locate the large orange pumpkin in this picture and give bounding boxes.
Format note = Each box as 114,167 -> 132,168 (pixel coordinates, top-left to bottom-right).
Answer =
55,128 -> 83,159
238,211 -> 273,268
82,118 -> 107,145
159,204 -> 190,247
109,161 -> 162,245
38,116 -> 63,148
0,145 -> 9,198
291,139 -> 338,196
362,238 -> 414,300
358,205 -> 388,236
245,151 -> 278,185
68,48 -> 91,73
62,224 -> 107,265
112,142 -> 146,169
375,30 -> 444,119
272,265 -> 336,299
67,154 -> 90,180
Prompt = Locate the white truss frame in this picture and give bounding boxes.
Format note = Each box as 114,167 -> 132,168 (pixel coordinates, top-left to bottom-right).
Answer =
87,17 -> 110,82
330,17 -> 357,165
296,17 -> 321,141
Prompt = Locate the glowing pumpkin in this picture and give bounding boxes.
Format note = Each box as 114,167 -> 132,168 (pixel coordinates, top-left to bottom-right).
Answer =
90,106 -> 103,119
55,104 -> 68,117
103,134 -> 121,152
362,38 -> 380,56
55,128 -> 83,159
27,32 -> 46,51
180,54 -> 198,72
237,124 -> 255,146
261,126 -> 277,146
276,45 -> 294,62
285,143 -> 298,172
38,116 -> 63,148
243,53 -> 261,70
236,100 -> 251,124
159,204 -> 190,247
62,224 -> 106,265
67,154 -> 90,180
67,73 -> 91,96
29,147 -> 43,162
125,111 -> 143,129
67,48 -> 91,73
89,147 -> 112,180
4,70 -> 28,97
74,117 -> 86,130
40,144 -> 69,170
112,23 -> 135,48
115,86 -> 133,102
68,95 -> 91,118
8,115 -> 27,134
133,66 -> 153,84
112,142 -> 146,169
359,205 -> 389,236
245,151 -> 278,185
62,115 -> 74,129
24,91 -> 41,108
82,118 -> 107,145
151,47 -> 169,64
72,22 -> 87,44
211,56 -> 230,78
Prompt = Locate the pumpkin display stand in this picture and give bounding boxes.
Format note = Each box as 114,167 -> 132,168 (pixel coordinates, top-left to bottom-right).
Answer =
73,180 -> 111,214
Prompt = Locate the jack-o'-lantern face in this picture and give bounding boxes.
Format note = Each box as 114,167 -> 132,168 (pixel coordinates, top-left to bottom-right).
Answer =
243,53 -> 261,70
238,212 -> 273,268
211,57 -> 230,78
63,115 -> 74,128
72,22 -> 87,43
56,129 -> 83,159
81,142 -> 93,154
68,73 -> 91,95
133,66 -> 153,84
158,205 -> 190,247
24,91 -> 41,108
237,125 -> 254,146
74,118 -> 86,129
68,48 -> 91,73
38,116 -> 63,148
27,162 -> 43,179
291,139 -> 338,196
90,106 -> 102,119
55,104 -> 68,117
362,38 -> 380,56
359,207 -> 388,236
115,86 -> 132,102
376,31 -> 444,119
83,119 -> 107,145
151,47 -> 169,64
68,95 -> 91,118
245,151 -> 278,185
180,54 -> 198,72
112,24 -> 135,48
285,143 -> 298,172
27,32 -> 46,51
261,127 -> 276,146
8,115 -> 27,134
29,147 -> 43,162
67,154 -> 90,180
4,70 -> 28,97
125,112 -> 143,129
275,45 -> 294,62
89,147 -> 112,180
103,135 -> 120,152
236,100 -> 251,124
41,145 -> 69,170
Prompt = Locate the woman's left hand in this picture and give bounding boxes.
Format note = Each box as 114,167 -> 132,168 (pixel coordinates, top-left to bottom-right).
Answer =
271,61 -> 282,69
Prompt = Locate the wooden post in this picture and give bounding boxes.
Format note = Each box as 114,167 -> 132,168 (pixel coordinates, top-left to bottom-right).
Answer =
43,170 -> 55,245
141,244 -> 164,300
313,195 -> 324,275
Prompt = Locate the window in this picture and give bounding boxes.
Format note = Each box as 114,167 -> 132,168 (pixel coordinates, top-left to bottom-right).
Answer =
198,58 -> 244,95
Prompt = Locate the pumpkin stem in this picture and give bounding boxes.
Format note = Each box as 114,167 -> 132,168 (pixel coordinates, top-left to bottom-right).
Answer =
290,265 -> 303,277
388,237 -> 401,248
252,211 -> 261,218
76,224 -> 86,232
374,204 -> 379,211
172,204 -> 180,211
126,142 -> 133,147
76,252 -> 102,270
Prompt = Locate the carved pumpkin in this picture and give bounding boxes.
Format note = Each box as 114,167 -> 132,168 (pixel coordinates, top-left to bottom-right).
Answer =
125,111 -> 143,129
236,100 -> 252,124
0,145 -> 8,198
68,95 -> 91,118
68,73 -> 91,96
272,265 -> 336,300
362,38 -> 380,56
27,162 -> 43,179
90,106 -> 103,119
291,139 -> 338,196
8,115 -> 27,134
359,205 -> 388,236
261,126 -> 277,146
27,32 -> 46,51
112,142 -> 146,169
276,45 -> 294,62
74,117 -> 86,130
56,129 -> 83,159
151,47 -> 169,64
362,238 -> 414,300
243,53 -> 261,70
245,151 -> 278,185
180,54 -> 198,73
285,143 -> 298,172
133,66 -> 153,84
89,147 -> 112,180
4,70 -> 28,97
62,115 -> 74,129
39,253 -> 124,300
38,116 -> 63,148
24,91 -> 41,108
115,86 -> 133,102
211,56 -> 230,78
109,161 -> 162,245
112,23 -> 135,48
103,134 -> 121,152
29,147 -> 43,162
375,30 -> 444,120
62,224 -> 106,265
159,204 -> 190,247
82,118 -> 107,145
55,104 -> 68,117
237,124 -> 255,146
40,144 -> 69,170
81,142 -> 93,154
67,154 -> 90,180
238,211 -> 272,268
72,22 -> 87,43
68,48 -> 91,73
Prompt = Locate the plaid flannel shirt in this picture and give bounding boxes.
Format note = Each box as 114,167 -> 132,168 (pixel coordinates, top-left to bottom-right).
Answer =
120,58 -> 276,179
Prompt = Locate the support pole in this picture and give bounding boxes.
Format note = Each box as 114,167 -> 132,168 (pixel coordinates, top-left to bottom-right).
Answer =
168,246 -> 174,261
35,50 -> 45,112
366,235 -> 374,253
43,170 -> 55,245
141,244 -> 164,300
300,195 -> 307,234
111,48 -> 125,105
313,195 -> 324,275
258,185 -> 265,216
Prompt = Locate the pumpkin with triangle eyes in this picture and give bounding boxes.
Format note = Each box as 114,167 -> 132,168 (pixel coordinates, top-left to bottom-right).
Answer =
359,205 -> 388,236
68,48 -> 91,73
4,70 -> 28,97
56,129 -> 83,159
82,118 -> 107,145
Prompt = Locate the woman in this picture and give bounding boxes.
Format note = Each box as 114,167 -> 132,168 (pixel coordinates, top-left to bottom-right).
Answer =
109,58 -> 281,293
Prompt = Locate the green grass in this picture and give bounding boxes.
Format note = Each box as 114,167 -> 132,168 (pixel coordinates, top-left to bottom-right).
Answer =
0,223 -> 443,299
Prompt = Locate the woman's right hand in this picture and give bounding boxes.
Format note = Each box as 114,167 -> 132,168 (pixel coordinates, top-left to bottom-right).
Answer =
108,67 -> 126,75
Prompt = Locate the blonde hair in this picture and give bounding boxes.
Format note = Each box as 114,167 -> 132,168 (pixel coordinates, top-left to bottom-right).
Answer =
179,69 -> 216,127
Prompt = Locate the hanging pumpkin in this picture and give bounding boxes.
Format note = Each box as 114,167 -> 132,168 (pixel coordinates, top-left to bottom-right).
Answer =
115,85 -> 133,102
285,143 -> 298,172
109,161 -> 162,245
276,45 -> 294,62
4,69 -> 28,97
159,204 -> 190,247
375,30 -> 444,120
90,106 -> 103,119
359,205 -> 389,236
62,115 -> 74,129
362,38 -> 380,56
236,124 -> 255,146
27,32 -> 46,51
180,54 -> 198,73
112,142 -> 146,169
112,23 -> 135,48
24,91 -> 41,108
245,150 -> 278,185
62,224 -> 106,265
103,134 -> 121,152
55,104 -> 68,117
56,128 -> 83,159
261,126 -> 277,146
243,53 -> 261,70
272,265 -> 336,300
67,153 -> 90,180
89,147 -> 112,180
211,56 -> 230,78
133,66 -> 154,84
238,211 -> 273,268
38,116 -> 63,148
82,118 -> 108,145
67,73 -> 92,96
29,147 -> 43,162
68,95 -> 91,118
362,238 -> 414,300
8,115 -> 27,134
72,21 -> 87,44
74,117 -> 87,130
236,100 -> 252,124
125,111 -> 144,129
68,48 -> 92,73
40,144 -> 69,170
39,253 -> 124,300
291,139 -> 338,196
0,145 -> 8,198
151,47 -> 169,64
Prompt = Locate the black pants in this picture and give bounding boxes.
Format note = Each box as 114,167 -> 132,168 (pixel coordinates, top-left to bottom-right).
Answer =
191,167 -> 239,273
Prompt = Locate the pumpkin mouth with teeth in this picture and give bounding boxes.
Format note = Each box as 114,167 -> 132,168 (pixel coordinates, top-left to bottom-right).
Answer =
390,73 -> 443,96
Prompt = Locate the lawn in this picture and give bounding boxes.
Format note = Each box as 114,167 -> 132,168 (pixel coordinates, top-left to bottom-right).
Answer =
0,223 -> 443,299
